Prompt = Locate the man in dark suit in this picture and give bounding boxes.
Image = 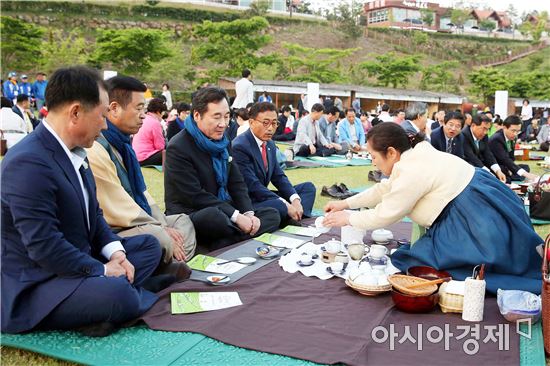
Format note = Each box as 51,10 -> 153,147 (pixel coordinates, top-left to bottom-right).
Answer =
1,66 -> 162,335
233,102 -> 316,224
165,87 -> 280,251
489,115 -> 538,183
462,114 -> 507,182
12,93 -> 38,129
430,110 -> 445,131
430,111 -> 465,159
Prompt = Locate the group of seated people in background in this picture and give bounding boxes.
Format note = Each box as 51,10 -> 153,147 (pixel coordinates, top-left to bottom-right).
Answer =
1,65 -> 545,337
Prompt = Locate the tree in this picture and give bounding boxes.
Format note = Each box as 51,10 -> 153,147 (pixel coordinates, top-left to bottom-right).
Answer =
325,0 -> 364,40
420,61 -> 459,93
244,0 -> 269,18
1,16 -> 44,71
450,8 -> 470,33
192,16 -> 276,82
468,67 -> 511,103
359,53 -> 421,88
144,40 -> 196,88
479,19 -> 496,35
275,42 -> 359,83
91,29 -> 171,75
295,0 -> 313,15
420,9 -> 434,27
42,30 -> 90,74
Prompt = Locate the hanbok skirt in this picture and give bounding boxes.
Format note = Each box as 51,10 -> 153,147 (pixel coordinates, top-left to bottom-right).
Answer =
392,168 -> 543,294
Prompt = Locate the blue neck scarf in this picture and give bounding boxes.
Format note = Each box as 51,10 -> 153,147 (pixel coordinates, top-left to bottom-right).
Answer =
102,120 -> 152,215
176,117 -> 185,131
185,115 -> 231,201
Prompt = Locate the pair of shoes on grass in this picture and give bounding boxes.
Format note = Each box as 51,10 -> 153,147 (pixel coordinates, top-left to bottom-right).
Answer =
320,183 -> 357,199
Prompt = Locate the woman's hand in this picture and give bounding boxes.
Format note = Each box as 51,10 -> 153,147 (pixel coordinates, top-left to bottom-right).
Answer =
324,200 -> 349,214
322,211 -> 351,228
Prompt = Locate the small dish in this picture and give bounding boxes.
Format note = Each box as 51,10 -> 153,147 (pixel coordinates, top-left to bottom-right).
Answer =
297,260 -> 314,267
314,216 -> 330,233
326,267 -> 346,275
256,246 -> 281,259
206,275 -> 230,285
364,255 -> 388,268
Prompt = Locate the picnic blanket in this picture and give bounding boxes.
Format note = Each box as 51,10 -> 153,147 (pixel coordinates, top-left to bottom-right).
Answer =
141,221 -> 535,366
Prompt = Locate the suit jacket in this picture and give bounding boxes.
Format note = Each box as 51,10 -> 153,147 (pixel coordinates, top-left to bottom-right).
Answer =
401,120 -> 419,135
165,129 -> 253,216
430,126 -> 465,159
338,118 -> 365,146
293,115 -> 329,154
1,123 -> 120,333
538,125 -> 550,144
462,125 -> 497,169
12,105 -> 38,129
488,129 -> 521,176
232,130 -> 296,204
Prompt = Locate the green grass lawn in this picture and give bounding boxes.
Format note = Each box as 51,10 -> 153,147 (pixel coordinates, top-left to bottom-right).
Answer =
2,156 -> 549,365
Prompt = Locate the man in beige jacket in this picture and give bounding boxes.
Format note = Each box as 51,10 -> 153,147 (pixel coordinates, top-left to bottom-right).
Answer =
87,76 -> 196,266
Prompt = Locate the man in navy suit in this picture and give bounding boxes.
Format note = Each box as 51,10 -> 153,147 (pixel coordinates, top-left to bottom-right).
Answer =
1,66 -> 162,335
462,114 -> 507,182
233,102 -> 316,223
488,115 -> 538,183
430,111 -> 465,159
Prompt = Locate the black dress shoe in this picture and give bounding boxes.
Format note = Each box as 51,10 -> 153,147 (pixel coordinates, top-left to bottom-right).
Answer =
156,261 -> 192,282
142,274 -> 177,292
337,183 -> 350,193
321,184 -> 345,199
75,322 -> 118,337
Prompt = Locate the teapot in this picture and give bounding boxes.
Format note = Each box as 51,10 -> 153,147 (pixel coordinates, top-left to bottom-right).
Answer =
371,229 -> 393,243
324,238 -> 342,254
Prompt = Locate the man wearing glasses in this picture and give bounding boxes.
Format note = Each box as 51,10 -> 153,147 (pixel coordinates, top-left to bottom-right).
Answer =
430,112 -> 465,159
489,115 -> 539,183
233,102 -> 316,224
164,87 -> 280,251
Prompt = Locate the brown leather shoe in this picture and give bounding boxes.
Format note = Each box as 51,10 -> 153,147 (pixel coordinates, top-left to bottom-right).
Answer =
156,261 -> 192,282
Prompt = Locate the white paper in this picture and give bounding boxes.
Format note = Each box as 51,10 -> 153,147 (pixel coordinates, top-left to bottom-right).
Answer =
198,292 -> 242,311
206,260 -> 247,274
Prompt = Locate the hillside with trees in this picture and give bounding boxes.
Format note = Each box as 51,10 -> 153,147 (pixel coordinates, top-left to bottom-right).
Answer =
1,0 -> 549,103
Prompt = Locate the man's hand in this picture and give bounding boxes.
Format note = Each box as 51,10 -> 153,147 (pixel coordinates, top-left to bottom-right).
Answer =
309,144 -> 316,155
165,227 -> 186,261
496,170 -> 507,183
286,198 -> 303,221
324,200 -> 349,214
524,172 -> 540,182
332,143 -> 342,151
249,215 -> 261,236
105,251 -> 135,283
236,213 -> 254,234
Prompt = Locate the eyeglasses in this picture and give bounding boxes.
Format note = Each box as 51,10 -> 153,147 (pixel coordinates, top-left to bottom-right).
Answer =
255,119 -> 279,128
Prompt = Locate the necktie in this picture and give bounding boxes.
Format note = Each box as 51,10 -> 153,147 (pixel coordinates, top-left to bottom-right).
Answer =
311,121 -> 317,145
474,139 -> 479,149
446,138 -> 453,153
261,142 -> 268,170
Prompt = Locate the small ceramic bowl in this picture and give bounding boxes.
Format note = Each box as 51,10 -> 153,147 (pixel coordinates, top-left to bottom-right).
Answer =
206,275 -> 230,286
407,266 -> 451,281
391,289 -> 439,313
371,229 -> 393,244
256,246 -> 280,259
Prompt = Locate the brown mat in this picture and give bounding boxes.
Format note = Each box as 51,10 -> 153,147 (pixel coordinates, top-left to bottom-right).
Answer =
141,221 -> 518,365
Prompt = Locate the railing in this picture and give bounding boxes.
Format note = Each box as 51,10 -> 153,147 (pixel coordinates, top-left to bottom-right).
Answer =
364,29 -> 548,68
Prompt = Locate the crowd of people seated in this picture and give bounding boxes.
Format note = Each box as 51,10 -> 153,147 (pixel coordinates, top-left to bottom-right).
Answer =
1,66 -> 546,337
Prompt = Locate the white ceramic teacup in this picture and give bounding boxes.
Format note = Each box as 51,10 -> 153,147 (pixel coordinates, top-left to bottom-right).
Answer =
300,252 -> 313,264
325,239 -> 342,254
329,261 -> 344,273
371,229 -> 393,243
347,243 -> 366,260
369,244 -> 388,259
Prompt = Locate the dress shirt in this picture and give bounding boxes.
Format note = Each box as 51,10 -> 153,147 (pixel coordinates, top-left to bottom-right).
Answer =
42,120 -> 124,265
504,134 -> 526,176
470,128 -> 501,174
252,133 -> 300,203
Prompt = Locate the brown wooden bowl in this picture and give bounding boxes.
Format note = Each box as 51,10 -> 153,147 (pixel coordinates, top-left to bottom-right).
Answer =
407,266 -> 451,281
391,289 -> 439,313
